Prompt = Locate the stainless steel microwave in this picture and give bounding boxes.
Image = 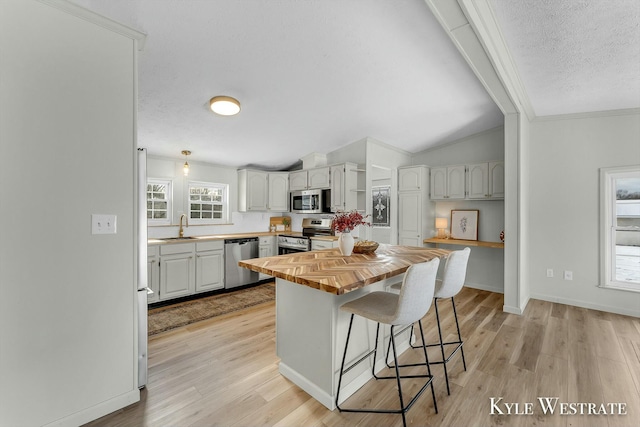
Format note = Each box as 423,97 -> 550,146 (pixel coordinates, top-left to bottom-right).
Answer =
290,189 -> 331,214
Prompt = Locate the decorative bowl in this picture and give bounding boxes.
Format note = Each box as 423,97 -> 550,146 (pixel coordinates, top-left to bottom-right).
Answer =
353,241 -> 379,254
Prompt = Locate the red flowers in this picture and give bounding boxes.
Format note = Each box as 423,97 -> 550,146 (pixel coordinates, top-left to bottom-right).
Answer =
330,210 -> 370,233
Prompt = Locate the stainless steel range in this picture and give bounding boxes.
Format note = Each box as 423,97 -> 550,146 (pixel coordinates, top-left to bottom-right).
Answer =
277,218 -> 334,254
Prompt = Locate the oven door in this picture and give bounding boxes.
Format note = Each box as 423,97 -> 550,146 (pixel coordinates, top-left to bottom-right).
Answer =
278,246 -> 308,255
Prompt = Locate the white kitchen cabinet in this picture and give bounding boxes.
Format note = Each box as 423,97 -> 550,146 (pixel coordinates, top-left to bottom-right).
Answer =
308,167 -> 331,189
398,166 -> 433,247
159,243 -> 196,301
489,161 -> 505,199
289,170 -> 308,191
289,167 -> 330,191
258,236 -> 276,280
239,169 -> 289,212
238,169 -> 267,211
399,166 -> 426,191
147,245 -> 160,303
195,241 -> 224,292
430,165 -> 465,200
330,162 -> 362,212
268,172 -> 289,211
466,161 -> 504,200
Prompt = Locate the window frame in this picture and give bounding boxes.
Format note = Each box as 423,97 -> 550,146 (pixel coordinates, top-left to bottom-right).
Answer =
187,180 -> 229,224
599,165 -> 640,292
147,178 -> 172,226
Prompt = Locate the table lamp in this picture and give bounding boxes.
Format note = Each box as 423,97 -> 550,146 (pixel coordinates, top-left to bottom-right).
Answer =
435,217 -> 448,238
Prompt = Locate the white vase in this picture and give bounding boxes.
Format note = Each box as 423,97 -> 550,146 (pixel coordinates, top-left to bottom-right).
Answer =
338,231 -> 354,256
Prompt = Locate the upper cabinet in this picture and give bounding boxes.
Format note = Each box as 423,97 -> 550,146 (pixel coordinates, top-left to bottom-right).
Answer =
330,162 -> 364,212
268,172 -> 290,211
399,166 -> 427,192
289,170 -> 308,191
430,165 -> 465,200
238,169 -> 289,212
289,167 -> 331,191
467,161 -> 504,200
430,162 -> 504,201
308,167 -> 331,189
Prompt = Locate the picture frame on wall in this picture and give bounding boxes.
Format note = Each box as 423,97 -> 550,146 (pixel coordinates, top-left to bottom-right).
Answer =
450,209 -> 479,240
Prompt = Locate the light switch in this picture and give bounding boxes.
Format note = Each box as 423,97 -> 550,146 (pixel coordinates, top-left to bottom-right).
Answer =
92,214 -> 117,235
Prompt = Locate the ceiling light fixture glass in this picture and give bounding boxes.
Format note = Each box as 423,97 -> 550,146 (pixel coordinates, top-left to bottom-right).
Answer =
182,150 -> 191,176
210,96 -> 241,116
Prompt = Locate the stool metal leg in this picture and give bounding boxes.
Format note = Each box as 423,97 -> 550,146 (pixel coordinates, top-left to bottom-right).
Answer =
434,298 -> 450,395
335,313 -> 355,410
389,325 -> 407,427
336,317 -> 438,427
388,297 -> 467,396
451,297 -> 467,371
417,319 -> 438,414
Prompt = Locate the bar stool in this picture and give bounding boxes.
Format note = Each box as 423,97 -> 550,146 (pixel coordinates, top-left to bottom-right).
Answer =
335,258 -> 440,427
389,247 -> 471,395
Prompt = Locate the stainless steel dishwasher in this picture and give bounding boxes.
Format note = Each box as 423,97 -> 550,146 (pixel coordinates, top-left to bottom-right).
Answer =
224,237 -> 259,289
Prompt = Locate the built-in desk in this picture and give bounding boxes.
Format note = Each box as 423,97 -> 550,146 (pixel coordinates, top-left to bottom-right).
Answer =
424,237 -> 504,249
240,245 -> 450,410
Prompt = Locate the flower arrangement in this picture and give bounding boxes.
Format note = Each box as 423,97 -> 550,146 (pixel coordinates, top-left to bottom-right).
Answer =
330,210 -> 370,233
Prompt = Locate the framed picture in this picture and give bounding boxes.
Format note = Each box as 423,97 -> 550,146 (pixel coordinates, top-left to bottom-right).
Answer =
371,186 -> 390,227
450,210 -> 479,240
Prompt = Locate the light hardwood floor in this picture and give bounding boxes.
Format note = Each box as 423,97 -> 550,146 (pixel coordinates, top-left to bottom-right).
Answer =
85,287 -> 640,427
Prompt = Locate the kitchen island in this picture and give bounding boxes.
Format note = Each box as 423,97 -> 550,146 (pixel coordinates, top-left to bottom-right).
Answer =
239,244 -> 450,410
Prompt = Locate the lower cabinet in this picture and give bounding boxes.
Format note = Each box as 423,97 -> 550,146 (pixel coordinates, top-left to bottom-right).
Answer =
195,241 -> 224,292
154,240 -> 224,302
258,236 -> 276,281
160,253 -> 195,300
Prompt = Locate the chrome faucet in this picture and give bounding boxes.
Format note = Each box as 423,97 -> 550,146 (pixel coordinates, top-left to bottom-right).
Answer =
179,213 -> 188,238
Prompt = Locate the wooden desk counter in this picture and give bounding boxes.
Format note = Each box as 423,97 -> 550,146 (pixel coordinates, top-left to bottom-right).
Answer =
424,237 -> 504,249
239,244 -> 451,410
239,244 -> 451,295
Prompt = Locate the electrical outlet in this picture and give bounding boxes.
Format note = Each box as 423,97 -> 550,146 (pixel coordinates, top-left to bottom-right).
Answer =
92,214 -> 117,234
546,269 -> 554,278
563,270 -> 573,281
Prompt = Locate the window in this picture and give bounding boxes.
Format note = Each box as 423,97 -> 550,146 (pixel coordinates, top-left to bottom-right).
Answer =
600,166 -> 640,291
147,179 -> 172,225
188,181 -> 228,223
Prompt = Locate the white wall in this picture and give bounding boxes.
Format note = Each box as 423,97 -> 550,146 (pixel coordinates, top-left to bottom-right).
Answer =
528,110 -> 640,316
412,126 -> 505,293
147,156 -> 284,238
0,1 -> 141,425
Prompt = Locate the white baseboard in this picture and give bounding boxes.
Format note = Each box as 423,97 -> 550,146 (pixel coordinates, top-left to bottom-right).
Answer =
530,292 -> 640,318
43,389 -> 140,427
464,281 -> 503,294
503,304 -> 523,315
279,338 -> 413,411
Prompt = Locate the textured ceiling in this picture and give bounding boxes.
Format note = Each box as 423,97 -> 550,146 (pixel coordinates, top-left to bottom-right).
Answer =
68,0 -> 639,169
69,0 -> 503,169
491,0 -> 640,116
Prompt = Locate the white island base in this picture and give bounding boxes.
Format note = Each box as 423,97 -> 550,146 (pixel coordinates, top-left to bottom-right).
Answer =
275,276 -> 412,410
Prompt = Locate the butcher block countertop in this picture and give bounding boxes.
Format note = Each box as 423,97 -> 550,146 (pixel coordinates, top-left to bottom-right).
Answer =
239,244 -> 451,295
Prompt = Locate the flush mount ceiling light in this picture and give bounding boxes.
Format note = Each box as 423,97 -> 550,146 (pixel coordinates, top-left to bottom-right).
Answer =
210,96 -> 241,116
182,150 -> 191,176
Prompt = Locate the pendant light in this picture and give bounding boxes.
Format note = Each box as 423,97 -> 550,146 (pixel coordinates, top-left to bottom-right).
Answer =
210,96 -> 241,116
182,150 -> 191,176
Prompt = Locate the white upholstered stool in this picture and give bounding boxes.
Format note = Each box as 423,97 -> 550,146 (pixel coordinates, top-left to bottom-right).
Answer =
335,258 -> 440,427
390,247 -> 471,395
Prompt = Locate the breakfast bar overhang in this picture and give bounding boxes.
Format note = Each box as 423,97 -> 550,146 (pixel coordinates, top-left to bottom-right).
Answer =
239,244 -> 450,410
